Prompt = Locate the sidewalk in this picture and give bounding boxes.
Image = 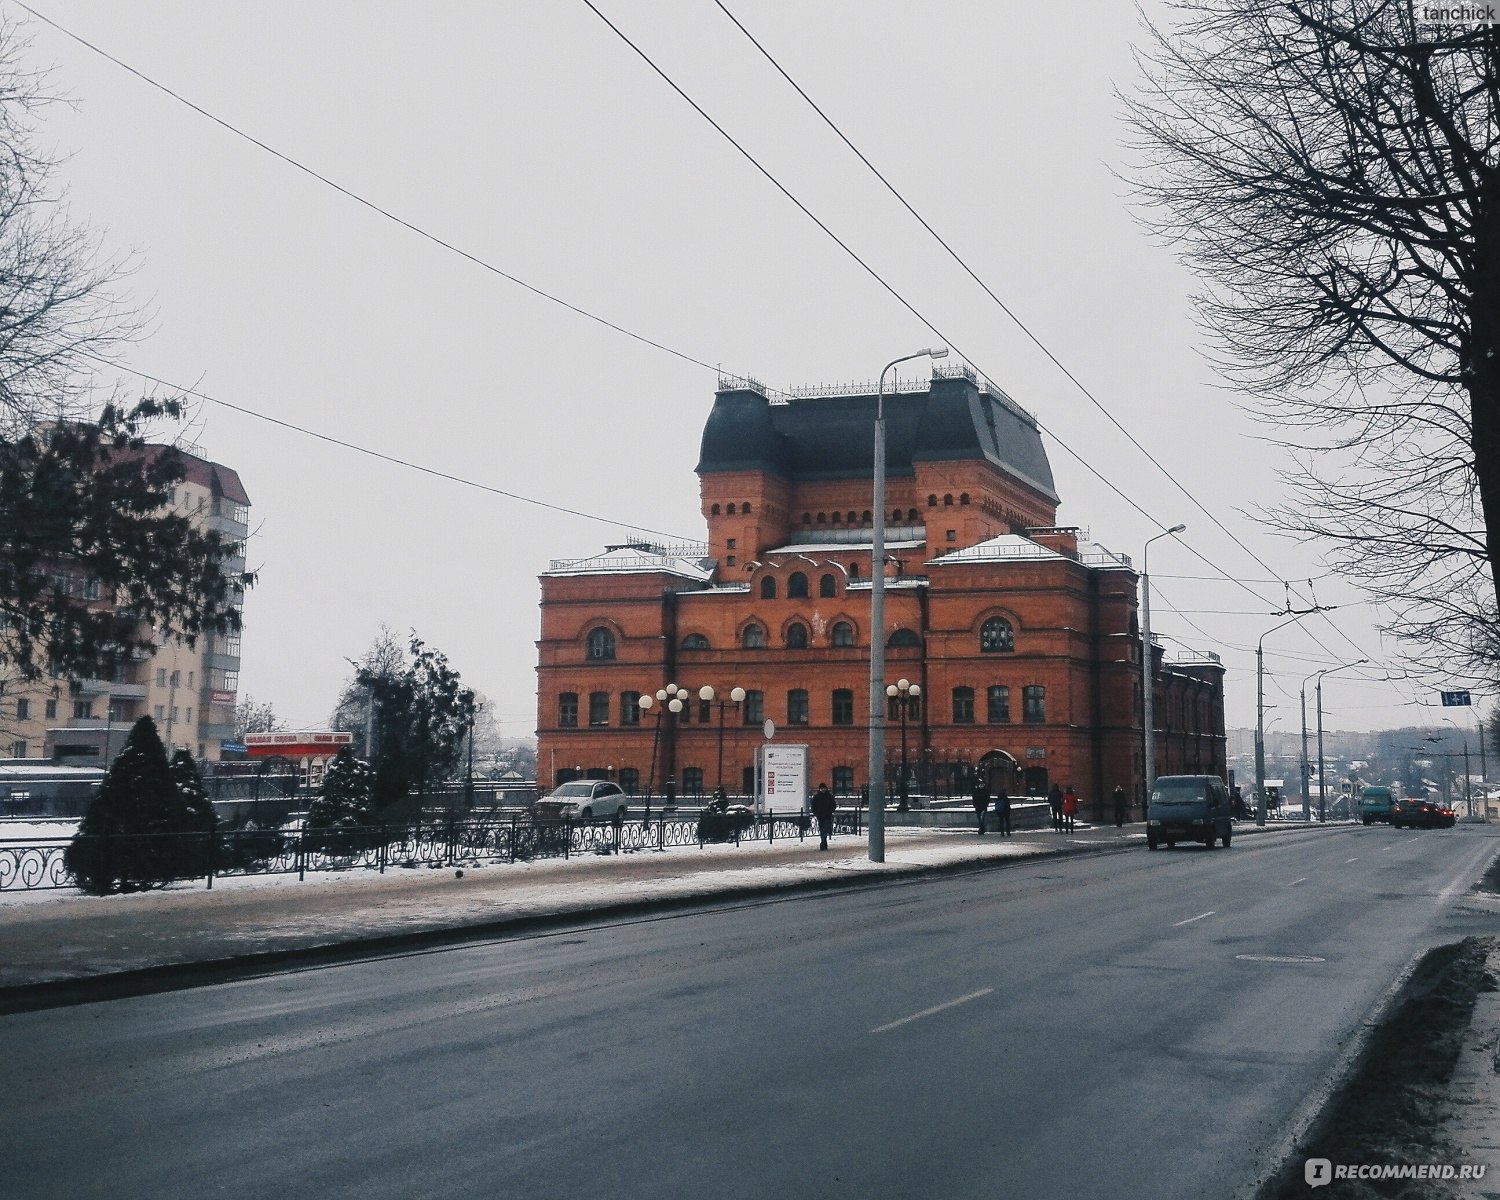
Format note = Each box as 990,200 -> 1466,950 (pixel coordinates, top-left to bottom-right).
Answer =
0,817 -> 1337,1011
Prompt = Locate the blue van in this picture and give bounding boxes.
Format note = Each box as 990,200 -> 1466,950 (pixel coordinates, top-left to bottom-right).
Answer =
1147,775 -> 1234,850
1358,785 -> 1394,825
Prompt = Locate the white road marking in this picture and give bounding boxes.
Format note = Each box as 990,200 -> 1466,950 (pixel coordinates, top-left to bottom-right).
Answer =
1344,857 -> 1359,864
1236,953 -> 1326,964
1173,911 -> 1216,927
1289,877 -> 1307,887
871,988 -> 994,1034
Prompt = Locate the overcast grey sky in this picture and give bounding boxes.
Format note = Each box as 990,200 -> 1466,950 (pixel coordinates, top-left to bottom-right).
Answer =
17,0 -> 1474,740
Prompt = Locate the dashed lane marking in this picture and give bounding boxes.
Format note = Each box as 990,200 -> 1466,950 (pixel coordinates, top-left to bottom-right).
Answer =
871,988 -> 994,1034
1173,911 -> 1216,927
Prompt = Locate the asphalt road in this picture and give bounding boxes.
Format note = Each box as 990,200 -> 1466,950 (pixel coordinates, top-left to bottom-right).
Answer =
6,823 -> 1498,1200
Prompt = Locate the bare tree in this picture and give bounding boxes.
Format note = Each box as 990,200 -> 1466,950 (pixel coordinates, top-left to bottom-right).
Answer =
1123,2 -> 1499,676
0,18 -> 247,685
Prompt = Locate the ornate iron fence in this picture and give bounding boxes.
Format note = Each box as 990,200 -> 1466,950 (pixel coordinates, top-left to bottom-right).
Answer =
0,807 -> 865,894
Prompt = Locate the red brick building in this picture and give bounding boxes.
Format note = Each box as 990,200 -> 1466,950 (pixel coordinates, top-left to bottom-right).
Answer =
536,369 -> 1225,811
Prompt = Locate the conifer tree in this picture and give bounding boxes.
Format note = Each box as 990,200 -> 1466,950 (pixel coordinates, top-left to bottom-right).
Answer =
306,746 -> 375,854
65,716 -> 209,893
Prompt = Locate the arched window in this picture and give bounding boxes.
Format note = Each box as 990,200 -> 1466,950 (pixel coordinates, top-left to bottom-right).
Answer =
760,576 -> 777,600
711,503 -> 721,515
681,633 -> 710,650
742,623 -> 767,649
887,628 -> 920,648
832,621 -> 855,647
960,493 -> 970,506
786,622 -> 809,649
980,617 -> 1015,653
802,513 -> 812,525
819,573 -> 837,598
892,509 -> 902,522
847,511 -> 857,523
788,571 -> 809,598
907,508 -> 918,521
727,502 -> 737,514
832,511 -> 842,524
928,495 -> 937,507
817,512 -> 827,523
586,628 -> 616,660
944,494 -> 954,506
848,561 -> 860,578
743,502 -> 753,513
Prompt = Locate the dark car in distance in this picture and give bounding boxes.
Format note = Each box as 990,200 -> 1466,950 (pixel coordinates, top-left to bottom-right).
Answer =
1390,797 -> 1456,829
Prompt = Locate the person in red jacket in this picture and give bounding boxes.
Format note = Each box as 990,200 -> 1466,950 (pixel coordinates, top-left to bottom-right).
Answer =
1062,785 -> 1079,833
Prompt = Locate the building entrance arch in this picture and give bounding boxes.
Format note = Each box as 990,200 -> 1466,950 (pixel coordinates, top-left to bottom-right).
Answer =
976,748 -> 1019,793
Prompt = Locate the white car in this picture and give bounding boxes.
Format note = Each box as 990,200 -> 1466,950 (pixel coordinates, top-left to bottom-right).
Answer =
535,779 -> 629,821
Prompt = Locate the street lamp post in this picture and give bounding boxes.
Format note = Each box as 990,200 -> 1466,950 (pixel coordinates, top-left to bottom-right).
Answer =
699,684 -> 745,795
637,685 -> 686,811
1313,660 -> 1367,821
1256,613 -> 1310,827
1141,523 -> 1186,818
1302,659 -> 1367,822
868,346 -> 947,863
885,678 -> 921,811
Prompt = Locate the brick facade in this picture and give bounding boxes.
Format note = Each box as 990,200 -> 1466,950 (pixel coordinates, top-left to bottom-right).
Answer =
537,372 -> 1225,813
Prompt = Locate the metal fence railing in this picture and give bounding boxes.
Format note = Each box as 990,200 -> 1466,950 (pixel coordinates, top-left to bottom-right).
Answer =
0,808 -> 866,894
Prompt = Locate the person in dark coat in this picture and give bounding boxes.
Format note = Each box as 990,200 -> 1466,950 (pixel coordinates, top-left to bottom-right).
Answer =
994,784 -> 1012,836
971,778 -> 991,835
1048,783 -> 1064,832
1113,784 -> 1128,828
811,783 -> 836,851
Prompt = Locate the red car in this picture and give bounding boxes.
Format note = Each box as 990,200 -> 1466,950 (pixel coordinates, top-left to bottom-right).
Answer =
1390,798 -> 1456,829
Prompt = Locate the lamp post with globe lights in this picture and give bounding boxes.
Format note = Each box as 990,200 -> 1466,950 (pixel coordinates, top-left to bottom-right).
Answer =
637,684 -> 687,814
699,684 -> 746,796
886,678 -> 921,810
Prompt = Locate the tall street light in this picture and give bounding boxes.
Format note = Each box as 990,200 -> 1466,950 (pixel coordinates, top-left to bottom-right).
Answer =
1314,660 -> 1366,821
699,684 -> 745,795
637,684 -> 686,811
1141,524 -> 1185,816
1256,612 -> 1309,827
868,346 -> 947,863
886,678 -> 921,811
1302,659 -> 1366,822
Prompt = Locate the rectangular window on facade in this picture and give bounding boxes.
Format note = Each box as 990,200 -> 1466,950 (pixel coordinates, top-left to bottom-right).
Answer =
170,706 -> 179,724
558,693 -> 578,728
832,689 -> 854,726
44,699 -> 57,719
588,691 -> 609,726
683,766 -> 704,796
833,765 -> 854,795
81,578 -> 101,600
15,698 -> 27,720
155,668 -> 166,688
10,741 -> 25,758
787,689 -> 809,725
154,704 -> 166,721
74,700 -> 93,720
987,685 -> 1010,724
886,694 -> 922,722
620,691 -> 641,726
742,690 -> 764,724
1024,685 -> 1046,724
952,687 -> 975,724
185,707 -> 193,725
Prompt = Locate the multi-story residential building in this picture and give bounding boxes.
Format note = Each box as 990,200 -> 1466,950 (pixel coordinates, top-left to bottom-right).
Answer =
536,368 -> 1225,811
2,444 -> 250,767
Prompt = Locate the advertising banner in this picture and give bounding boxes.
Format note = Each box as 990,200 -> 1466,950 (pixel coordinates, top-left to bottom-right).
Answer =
758,743 -> 809,814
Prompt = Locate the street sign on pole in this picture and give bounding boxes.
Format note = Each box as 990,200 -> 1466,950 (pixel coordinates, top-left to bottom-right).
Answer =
1441,691 -> 1472,706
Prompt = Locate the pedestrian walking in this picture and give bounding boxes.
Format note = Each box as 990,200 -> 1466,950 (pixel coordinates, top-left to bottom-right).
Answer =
971,778 -> 991,835
811,782 -> 836,851
1113,784 -> 1127,829
1048,783 -> 1064,832
995,784 -> 1012,836
1062,785 -> 1079,833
